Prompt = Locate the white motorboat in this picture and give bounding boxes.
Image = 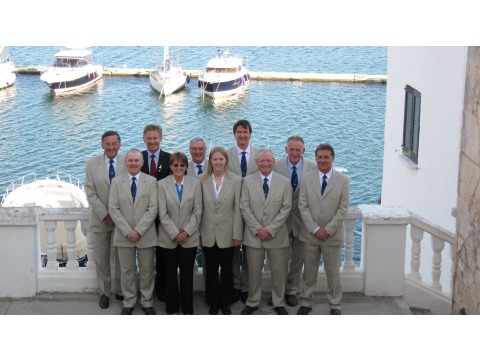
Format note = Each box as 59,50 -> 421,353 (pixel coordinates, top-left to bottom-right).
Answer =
0,46 -> 16,89
198,49 -> 250,99
40,47 -> 103,94
1,172 -> 88,267
149,46 -> 189,97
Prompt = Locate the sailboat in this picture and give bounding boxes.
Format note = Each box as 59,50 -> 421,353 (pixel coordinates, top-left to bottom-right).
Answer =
0,46 -> 16,89
149,46 -> 189,97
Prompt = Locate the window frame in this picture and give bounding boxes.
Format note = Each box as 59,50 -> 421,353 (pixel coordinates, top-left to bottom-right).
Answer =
402,85 -> 421,164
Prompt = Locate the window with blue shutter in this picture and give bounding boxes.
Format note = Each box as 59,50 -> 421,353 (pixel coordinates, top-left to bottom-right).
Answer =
402,85 -> 421,164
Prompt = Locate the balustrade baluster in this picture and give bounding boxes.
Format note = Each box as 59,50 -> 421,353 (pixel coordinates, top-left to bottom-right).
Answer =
44,220 -> 59,270
64,220 -> 79,270
342,218 -> 356,271
409,225 -> 424,281
431,235 -> 444,291
82,220 -> 95,270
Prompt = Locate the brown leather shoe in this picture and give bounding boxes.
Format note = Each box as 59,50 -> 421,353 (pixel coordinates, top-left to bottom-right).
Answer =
330,309 -> 341,315
143,307 -> 156,315
285,294 -> 298,307
297,306 -> 312,315
241,306 -> 258,315
121,307 -> 134,315
99,294 -> 109,309
274,306 -> 289,315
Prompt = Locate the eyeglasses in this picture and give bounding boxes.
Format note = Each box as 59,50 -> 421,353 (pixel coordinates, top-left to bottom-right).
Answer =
172,163 -> 186,168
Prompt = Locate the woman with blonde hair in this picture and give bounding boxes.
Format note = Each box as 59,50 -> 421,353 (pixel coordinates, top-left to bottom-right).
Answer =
200,146 -> 243,315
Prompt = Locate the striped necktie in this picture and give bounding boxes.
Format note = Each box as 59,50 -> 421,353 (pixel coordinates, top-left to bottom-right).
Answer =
321,175 -> 327,195
131,177 -> 137,202
263,178 -> 269,199
291,166 -> 298,191
150,155 -> 156,177
109,159 -> 115,183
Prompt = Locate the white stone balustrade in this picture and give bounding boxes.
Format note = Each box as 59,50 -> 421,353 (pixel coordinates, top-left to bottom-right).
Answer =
0,205 -> 456,313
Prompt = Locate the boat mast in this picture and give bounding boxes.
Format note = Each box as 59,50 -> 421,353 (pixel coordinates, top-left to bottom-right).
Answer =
164,46 -> 170,73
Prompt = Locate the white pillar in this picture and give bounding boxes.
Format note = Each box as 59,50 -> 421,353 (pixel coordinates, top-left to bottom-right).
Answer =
359,205 -> 410,296
0,208 -> 39,297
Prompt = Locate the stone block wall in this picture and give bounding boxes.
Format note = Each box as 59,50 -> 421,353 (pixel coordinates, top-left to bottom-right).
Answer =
453,46 -> 480,314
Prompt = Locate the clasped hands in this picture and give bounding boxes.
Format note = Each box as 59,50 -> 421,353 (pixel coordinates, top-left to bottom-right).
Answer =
127,229 -> 141,243
313,227 -> 330,241
256,227 -> 272,241
174,230 -> 189,244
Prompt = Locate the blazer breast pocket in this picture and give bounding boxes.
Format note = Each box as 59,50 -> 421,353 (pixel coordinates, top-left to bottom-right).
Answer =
223,196 -> 233,201
330,194 -> 340,200
142,194 -> 149,198
187,197 -> 194,202
274,197 -> 282,203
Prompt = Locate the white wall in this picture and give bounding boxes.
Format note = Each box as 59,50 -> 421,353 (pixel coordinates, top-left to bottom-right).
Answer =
382,46 -> 467,233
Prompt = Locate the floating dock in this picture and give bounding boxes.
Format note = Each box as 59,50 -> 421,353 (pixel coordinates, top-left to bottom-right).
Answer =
16,67 -> 387,83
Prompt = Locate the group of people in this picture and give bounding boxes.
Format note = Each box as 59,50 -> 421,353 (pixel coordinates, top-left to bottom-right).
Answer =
84,120 -> 350,315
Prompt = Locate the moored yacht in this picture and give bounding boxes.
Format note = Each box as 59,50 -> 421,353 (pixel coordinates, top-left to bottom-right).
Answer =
40,47 -> 103,94
198,49 -> 250,99
0,46 -> 16,89
149,46 -> 189,97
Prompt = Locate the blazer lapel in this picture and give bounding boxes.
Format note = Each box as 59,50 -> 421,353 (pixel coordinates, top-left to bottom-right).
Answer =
121,174 -> 134,204
180,177 -> 191,208
167,180 -> 181,206
98,156 -> 110,186
216,175 -> 229,204
322,170 -> 337,197
229,148 -> 241,176
254,173 -> 266,204
206,176 -> 217,204
311,171 -> 323,200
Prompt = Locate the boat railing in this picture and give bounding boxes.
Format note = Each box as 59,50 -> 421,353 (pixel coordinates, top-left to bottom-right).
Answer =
0,172 -> 85,206
0,173 -> 37,206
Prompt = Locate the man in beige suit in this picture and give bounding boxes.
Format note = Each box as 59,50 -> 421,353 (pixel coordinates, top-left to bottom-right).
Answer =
109,149 -> 158,315
273,136 -> 317,307
227,119 -> 260,303
297,143 -> 350,315
84,130 -> 125,309
240,149 -> 292,315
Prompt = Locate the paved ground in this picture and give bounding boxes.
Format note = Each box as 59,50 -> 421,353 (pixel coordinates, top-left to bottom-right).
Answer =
0,291 -> 417,315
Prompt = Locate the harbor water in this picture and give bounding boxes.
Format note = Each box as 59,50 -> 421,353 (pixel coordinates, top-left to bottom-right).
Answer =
0,46 -> 387,263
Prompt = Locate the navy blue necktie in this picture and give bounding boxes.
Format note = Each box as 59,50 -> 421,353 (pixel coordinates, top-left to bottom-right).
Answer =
175,183 -> 183,202
109,159 -> 115,183
291,166 -> 298,191
321,175 -> 327,195
263,178 -> 269,199
131,177 -> 137,202
240,151 -> 247,177
197,164 -> 203,175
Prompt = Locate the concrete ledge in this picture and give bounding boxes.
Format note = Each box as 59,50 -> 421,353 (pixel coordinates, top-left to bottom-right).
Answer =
16,67 -> 387,83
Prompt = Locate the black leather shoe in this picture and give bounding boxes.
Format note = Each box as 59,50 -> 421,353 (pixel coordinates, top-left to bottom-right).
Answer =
220,305 -> 232,315
330,309 -> 341,315
241,306 -> 258,315
297,306 -> 312,315
143,307 -> 156,315
267,297 -> 273,306
115,294 -> 124,301
99,294 -> 109,309
285,294 -> 298,307
121,307 -> 134,315
231,289 -> 241,303
209,305 -> 219,315
274,306 -> 289,315
240,291 -> 248,303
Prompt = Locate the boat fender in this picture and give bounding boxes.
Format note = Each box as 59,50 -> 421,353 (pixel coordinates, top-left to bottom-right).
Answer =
198,80 -> 201,88
186,75 -> 191,84
241,77 -> 245,85
246,73 -> 251,81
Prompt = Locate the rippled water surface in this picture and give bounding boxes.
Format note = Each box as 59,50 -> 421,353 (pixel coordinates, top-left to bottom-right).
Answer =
0,46 -> 387,263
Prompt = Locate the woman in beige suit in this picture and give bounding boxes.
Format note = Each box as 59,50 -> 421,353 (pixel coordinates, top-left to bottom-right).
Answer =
200,147 -> 243,315
157,152 -> 202,314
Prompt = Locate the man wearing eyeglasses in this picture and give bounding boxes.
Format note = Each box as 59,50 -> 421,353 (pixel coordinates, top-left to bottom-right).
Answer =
141,124 -> 171,302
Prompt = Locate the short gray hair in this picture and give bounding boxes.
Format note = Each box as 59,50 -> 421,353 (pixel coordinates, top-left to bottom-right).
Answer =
256,148 -> 275,160
189,137 -> 207,148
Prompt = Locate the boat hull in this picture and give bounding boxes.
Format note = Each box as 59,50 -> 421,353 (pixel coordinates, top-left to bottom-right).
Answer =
199,73 -> 250,99
0,62 -> 16,89
40,65 -> 103,94
149,71 -> 187,96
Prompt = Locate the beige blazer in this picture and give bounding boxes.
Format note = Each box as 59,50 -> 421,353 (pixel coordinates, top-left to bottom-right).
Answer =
85,154 -> 126,233
274,156 -> 317,237
157,175 -> 202,249
240,172 -> 292,249
298,169 -> 350,247
108,172 -> 158,248
200,171 -> 243,248
227,145 -> 260,177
